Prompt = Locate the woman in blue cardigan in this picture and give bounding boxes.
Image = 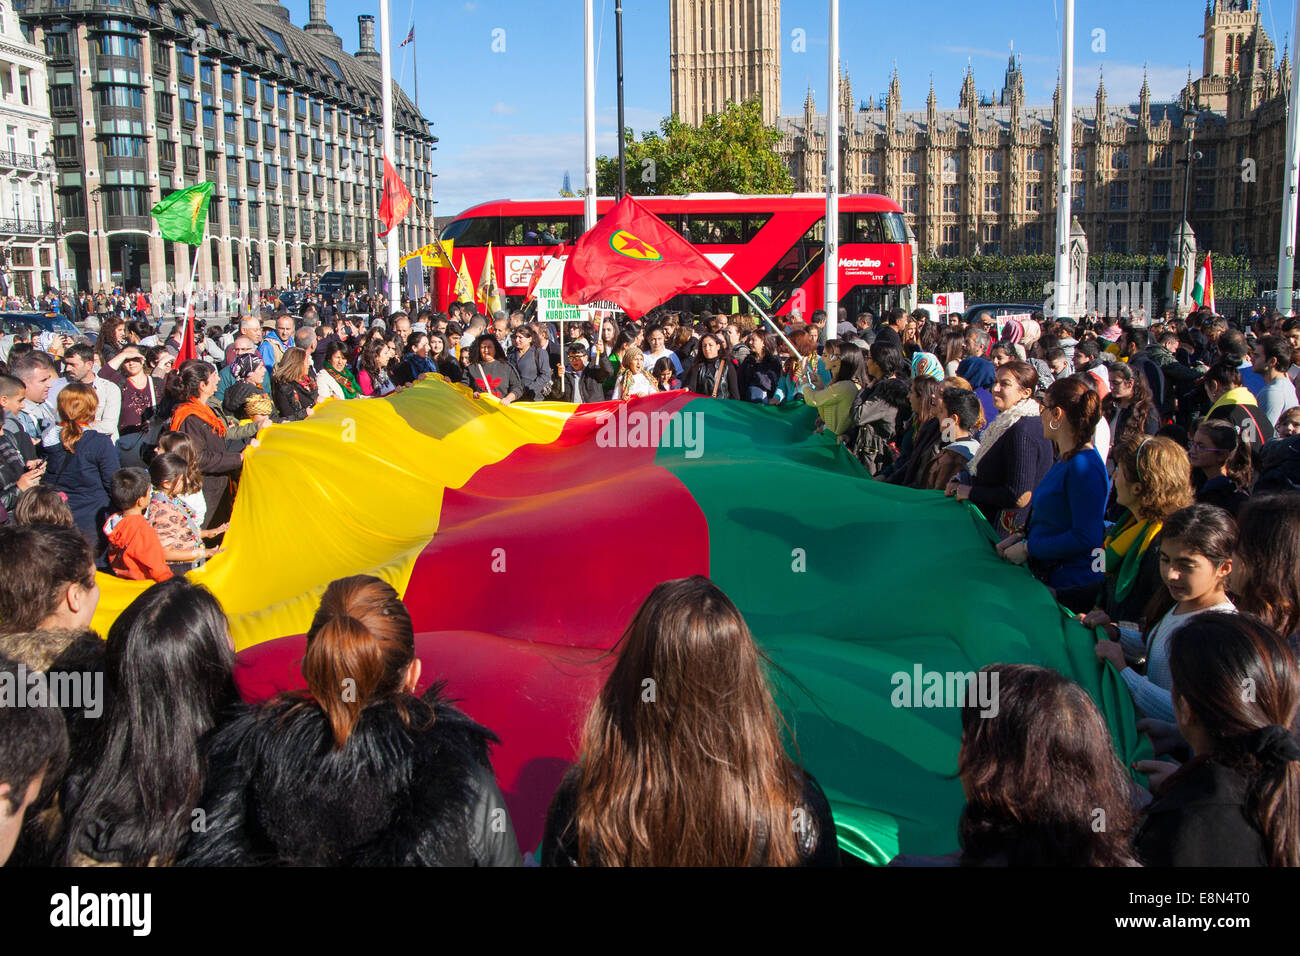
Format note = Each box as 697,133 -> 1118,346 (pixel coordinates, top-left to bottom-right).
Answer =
997,375 -> 1108,613
41,382 -> 119,555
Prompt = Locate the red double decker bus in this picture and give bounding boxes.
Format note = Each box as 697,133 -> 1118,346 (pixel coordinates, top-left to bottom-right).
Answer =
435,193 -> 913,317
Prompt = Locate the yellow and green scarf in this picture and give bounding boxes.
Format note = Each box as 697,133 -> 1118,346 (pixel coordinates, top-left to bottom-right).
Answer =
1103,510 -> 1163,601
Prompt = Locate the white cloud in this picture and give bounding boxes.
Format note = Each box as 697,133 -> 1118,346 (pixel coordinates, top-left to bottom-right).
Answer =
490,102 -> 517,115
463,1 -> 479,11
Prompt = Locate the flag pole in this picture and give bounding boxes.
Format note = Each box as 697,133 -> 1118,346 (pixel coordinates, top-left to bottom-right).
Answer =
1278,0 -> 1300,315
380,0 -> 399,316
583,0 -> 596,231
823,0 -> 839,343
1054,0 -> 1075,319
615,0 -> 626,199
715,268 -> 811,382
175,245 -> 201,354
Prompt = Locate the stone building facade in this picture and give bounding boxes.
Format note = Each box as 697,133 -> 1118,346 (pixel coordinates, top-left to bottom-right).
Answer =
673,0 -> 1293,262
17,0 -> 436,294
670,0 -> 780,126
0,0 -> 55,297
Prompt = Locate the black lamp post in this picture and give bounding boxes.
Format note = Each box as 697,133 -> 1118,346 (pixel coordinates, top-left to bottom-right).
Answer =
90,186 -> 102,289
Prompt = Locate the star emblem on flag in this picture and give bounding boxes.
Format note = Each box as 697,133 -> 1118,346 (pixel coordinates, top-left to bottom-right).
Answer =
609,229 -> 662,261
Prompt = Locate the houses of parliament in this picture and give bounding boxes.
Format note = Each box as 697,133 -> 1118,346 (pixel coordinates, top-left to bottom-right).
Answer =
668,0 -> 1292,260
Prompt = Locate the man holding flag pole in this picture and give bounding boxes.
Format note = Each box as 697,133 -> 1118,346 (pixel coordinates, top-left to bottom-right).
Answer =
150,180 -> 215,364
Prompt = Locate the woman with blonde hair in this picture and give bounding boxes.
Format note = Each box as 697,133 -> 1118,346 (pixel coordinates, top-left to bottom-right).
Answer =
40,382 -> 118,550
1078,435 -> 1194,632
183,574 -> 521,866
270,346 -> 318,422
612,345 -> 656,399
542,576 -> 837,866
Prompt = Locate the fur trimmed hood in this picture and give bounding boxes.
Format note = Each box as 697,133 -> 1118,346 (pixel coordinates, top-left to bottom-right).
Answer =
180,685 -> 518,867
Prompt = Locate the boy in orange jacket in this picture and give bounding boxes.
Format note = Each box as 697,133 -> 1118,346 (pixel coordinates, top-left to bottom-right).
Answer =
103,467 -> 172,582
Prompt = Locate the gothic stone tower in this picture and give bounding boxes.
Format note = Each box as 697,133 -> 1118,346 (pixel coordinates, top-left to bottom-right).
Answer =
669,0 -> 781,126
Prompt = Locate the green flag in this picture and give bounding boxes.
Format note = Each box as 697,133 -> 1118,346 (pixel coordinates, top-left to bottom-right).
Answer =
151,181 -> 214,246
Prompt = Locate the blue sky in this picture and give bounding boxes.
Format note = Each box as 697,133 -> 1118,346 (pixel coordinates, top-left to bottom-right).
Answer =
285,0 -> 1297,216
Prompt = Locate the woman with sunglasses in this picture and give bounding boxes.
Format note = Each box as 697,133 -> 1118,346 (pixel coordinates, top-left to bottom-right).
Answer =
101,345 -> 160,467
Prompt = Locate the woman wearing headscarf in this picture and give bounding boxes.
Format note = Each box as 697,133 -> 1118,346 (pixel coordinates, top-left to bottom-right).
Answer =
946,360 -> 1054,538
165,360 -> 243,529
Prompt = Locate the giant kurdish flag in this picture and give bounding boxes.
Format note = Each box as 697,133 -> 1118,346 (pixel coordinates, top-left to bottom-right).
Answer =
90,378 -> 1146,863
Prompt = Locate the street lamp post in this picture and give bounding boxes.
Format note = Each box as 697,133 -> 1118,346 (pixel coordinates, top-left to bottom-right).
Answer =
41,149 -> 61,294
90,186 -> 102,289
1174,134 -> 1201,316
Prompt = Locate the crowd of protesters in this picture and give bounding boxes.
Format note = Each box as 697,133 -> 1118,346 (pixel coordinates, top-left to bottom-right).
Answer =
2,288 -> 1300,867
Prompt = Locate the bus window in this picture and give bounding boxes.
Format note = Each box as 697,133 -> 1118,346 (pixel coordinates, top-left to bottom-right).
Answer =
501,217 -> 580,245
841,213 -> 885,244
685,216 -> 746,244
440,217 -> 498,247
882,212 -> 909,243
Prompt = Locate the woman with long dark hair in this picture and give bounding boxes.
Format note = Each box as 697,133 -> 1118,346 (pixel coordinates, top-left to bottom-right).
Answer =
848,342 -> 913,475
164,360 -> 242,528
1189,419 -> 1252,516
182,574 -> 521,866
947,360 -> 1053,537
1229,494 -> 1300,647
681,333 -> 739,400
996,376 -> 1108,611
737,330 -> 781,403
357,338 -> 397,397
1135,612 -> 1300,866
467,334 -> 523,404
393,331 -> 438,387
427,331 -> 463,384
542,575 -> 836,866
94,315 -> 127,366
801,342 -> 865,440
270,347 -> 318,422
40,383 -> 119,550
894,664 -> 1138,866
1106,362 -> 1159,455
60,578 -> 237,865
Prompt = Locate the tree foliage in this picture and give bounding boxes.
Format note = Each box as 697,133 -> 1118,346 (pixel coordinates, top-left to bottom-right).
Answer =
596,98 -> 795,196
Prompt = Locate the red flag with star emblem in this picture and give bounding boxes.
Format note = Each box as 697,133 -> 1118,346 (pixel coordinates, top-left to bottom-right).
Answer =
561,195 -> 723,319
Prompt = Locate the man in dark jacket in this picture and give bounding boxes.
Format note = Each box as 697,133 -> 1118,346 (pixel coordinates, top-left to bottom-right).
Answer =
558,342 -> 613,404
1111,328 -> 1167,419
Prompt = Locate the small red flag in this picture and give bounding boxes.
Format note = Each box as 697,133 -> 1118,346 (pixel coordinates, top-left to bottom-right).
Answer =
378,156 -> 412,238
560,195 -> 723,319
524,242 -> 564,302
175,302 -> 198,364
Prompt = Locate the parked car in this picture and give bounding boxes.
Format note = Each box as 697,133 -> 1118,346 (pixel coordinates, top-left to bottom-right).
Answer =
1,311 -> 80,338
316,270 -> 369,301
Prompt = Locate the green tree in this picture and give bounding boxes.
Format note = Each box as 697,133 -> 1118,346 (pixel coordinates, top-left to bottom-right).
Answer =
596,98 -> 795,196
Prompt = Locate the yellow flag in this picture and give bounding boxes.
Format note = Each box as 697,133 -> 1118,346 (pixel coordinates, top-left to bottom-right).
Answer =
477,242 -> 502,314
424,239 -> 455,270
455,254 -> 477,305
